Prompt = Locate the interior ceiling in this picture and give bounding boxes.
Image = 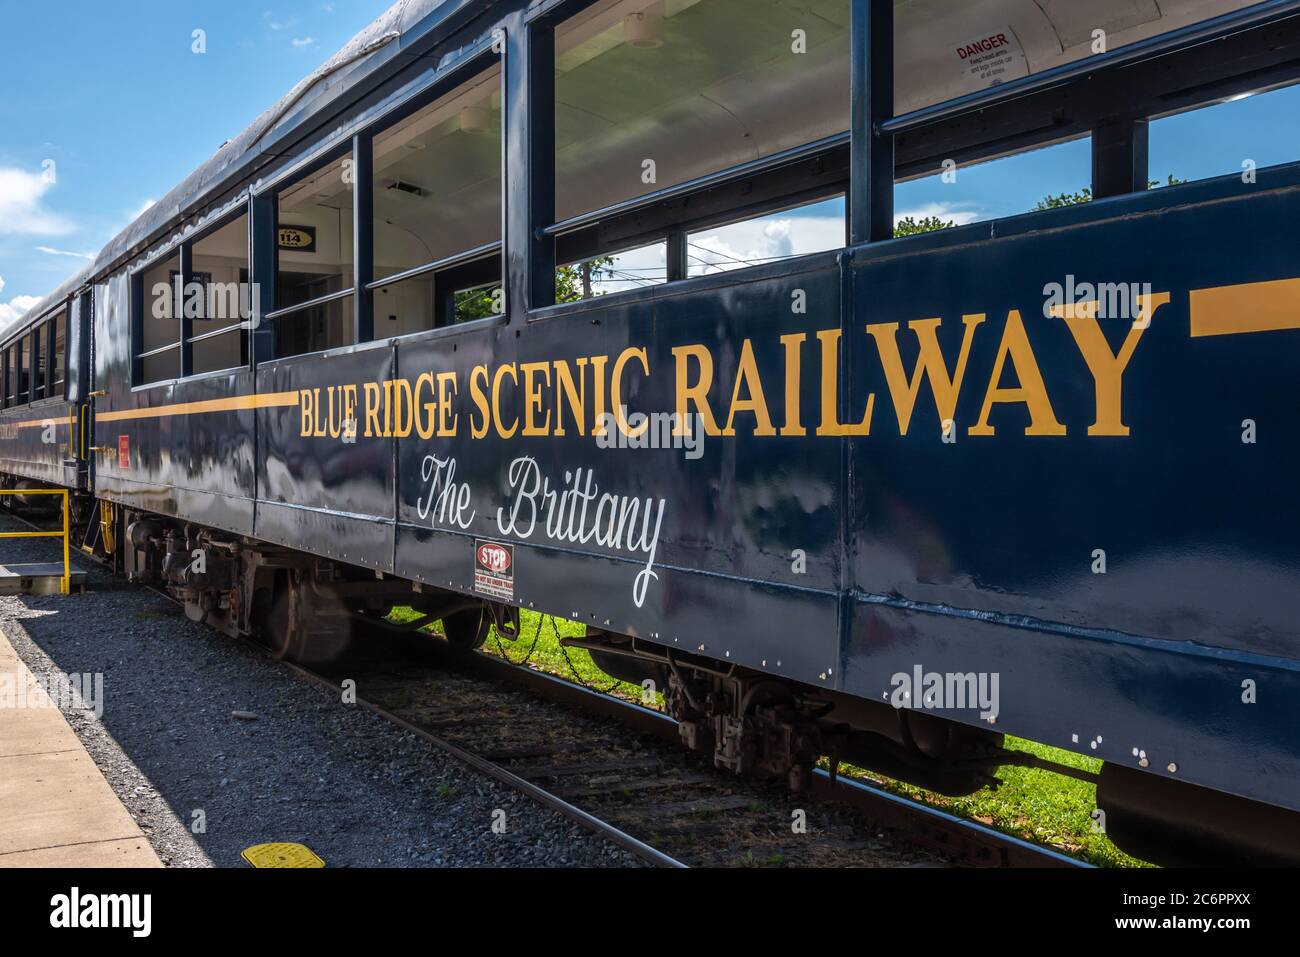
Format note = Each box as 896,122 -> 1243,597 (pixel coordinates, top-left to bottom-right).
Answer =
551,0 -> 1261,218
229,0 -> 1275,272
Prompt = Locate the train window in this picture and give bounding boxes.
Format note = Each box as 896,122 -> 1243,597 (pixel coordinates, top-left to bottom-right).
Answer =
559,242 -> 669,300
894,135 -> 1092,229
370,59 -> 503,332
48,312 -> 65,397
687,196 -> 844,276
190,212 -> 250,375
895,0 -> 1260,115
1149,81 -> 1300,186
276,153 -> 355,357
553,0 -> 851,223
29,326 -> 43,401
2,346 -> 13,407
135,251 -> 182,384
19,335 -> 31,403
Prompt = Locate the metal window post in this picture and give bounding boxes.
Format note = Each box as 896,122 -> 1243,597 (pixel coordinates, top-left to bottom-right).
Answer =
667,232 -> 688,282
507,12 -> 556,313
1093,117 -> 1150,199
179,241 -> 193,378
249,193 -> 278,366
352,133 -> 374,343
850,0 -> 894,245
129,269 -> 144,386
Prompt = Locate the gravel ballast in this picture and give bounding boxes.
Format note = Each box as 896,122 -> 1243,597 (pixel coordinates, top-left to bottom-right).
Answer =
0,513 -> 641,868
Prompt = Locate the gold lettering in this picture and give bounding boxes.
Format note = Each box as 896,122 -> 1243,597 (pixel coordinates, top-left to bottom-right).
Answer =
363,382 -> 382,438
611,348 -> 648,438
671,344 -> 720,436
815,329 -> 873,436
723,339 -> 776,436
868,315 -> 984,435
778,333 -> 806,437
392,378 -> 414,438
437,372 -> 458,437
469,365 -> 490,439
414,373 -> 437,440
1058,293 -> 1170,436
969,310 -> 1066,436
521,362 -> 552,437
493,364 -> 519,440
553,358 -> 586,437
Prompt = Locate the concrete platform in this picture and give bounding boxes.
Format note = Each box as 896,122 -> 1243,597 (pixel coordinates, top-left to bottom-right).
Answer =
0,628 -> 160,867
0,563 -> 87,596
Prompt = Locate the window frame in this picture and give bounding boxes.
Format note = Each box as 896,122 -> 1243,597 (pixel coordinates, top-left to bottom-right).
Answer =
129,202 -> 253,388
186,204 -> 252,378
129,246 -> 184,389
524,0 -> 1300,320
29,323 -> 43,402
364,44 -> 507,335
265,143 -> 357,326
533,0 -> 856,313
243,34 -> 507,367
2,343 -> 12,409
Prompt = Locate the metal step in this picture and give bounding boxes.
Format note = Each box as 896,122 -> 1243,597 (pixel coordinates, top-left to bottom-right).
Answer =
0,563 -> 86,595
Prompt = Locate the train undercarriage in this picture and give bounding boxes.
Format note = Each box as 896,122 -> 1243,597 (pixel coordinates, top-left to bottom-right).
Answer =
14,492 -> 1297,868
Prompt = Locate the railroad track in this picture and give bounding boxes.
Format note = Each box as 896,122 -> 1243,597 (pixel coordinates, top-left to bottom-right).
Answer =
344,627 -> 1087,868
2,506 -> 1089,869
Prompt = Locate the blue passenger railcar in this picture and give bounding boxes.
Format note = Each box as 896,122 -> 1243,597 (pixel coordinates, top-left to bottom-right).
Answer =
3,0 -> 1300,865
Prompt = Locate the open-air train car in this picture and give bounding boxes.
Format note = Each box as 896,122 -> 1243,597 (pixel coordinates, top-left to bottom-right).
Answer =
2,0 -> 1300,865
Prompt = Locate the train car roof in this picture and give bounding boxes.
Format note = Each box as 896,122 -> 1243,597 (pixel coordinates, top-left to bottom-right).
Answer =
2,0 -> 475,344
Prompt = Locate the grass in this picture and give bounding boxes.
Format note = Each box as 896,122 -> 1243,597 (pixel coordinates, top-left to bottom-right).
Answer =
390,606 -> 1143,867
832,740 -> 1147,868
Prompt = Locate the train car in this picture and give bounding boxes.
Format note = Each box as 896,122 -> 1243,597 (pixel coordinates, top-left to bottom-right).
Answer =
3,0 -> 1300,865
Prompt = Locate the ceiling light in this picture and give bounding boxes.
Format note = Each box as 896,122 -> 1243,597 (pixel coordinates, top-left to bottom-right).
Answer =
459,105 -> 491,135
624,9 -> 664,49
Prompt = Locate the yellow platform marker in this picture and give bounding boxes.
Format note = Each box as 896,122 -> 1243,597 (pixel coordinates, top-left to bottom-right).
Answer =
241,843 -> 326,868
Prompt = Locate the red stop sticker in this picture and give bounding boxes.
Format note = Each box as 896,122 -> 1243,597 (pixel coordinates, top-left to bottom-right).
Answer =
118,434 -> 130,469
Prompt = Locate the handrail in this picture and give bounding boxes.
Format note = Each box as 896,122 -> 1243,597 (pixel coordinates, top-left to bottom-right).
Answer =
0,489 -> 72,594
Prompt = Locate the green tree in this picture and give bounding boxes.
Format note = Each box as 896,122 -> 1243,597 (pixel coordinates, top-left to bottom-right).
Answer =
451,255 -> 618,323
893,214 -> 955,237
1034,175 -> 1186,211
555,256 -> 615,304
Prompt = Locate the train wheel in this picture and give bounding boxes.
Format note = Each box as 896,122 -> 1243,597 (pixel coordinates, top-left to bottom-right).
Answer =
264,579 -> 304,661
442,608 -> 489,652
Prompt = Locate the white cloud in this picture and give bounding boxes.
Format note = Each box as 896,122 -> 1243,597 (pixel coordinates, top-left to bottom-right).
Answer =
689,215 -> 845,276
0,166 -> 73,236
292,36 -> 316,48
36,245 -> 94,260
894,202 -> 982,227
264,11 -> 299,31
0,277 -> 39,325
131,198 -> 156,220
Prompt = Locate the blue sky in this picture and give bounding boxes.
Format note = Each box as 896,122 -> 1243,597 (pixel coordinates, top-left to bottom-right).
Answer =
2,2 -> 1299,314
0,1 -> 389,322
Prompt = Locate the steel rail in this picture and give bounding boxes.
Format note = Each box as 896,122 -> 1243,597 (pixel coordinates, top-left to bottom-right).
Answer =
270,655 -> 688,870
447,641 -> 1092,868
